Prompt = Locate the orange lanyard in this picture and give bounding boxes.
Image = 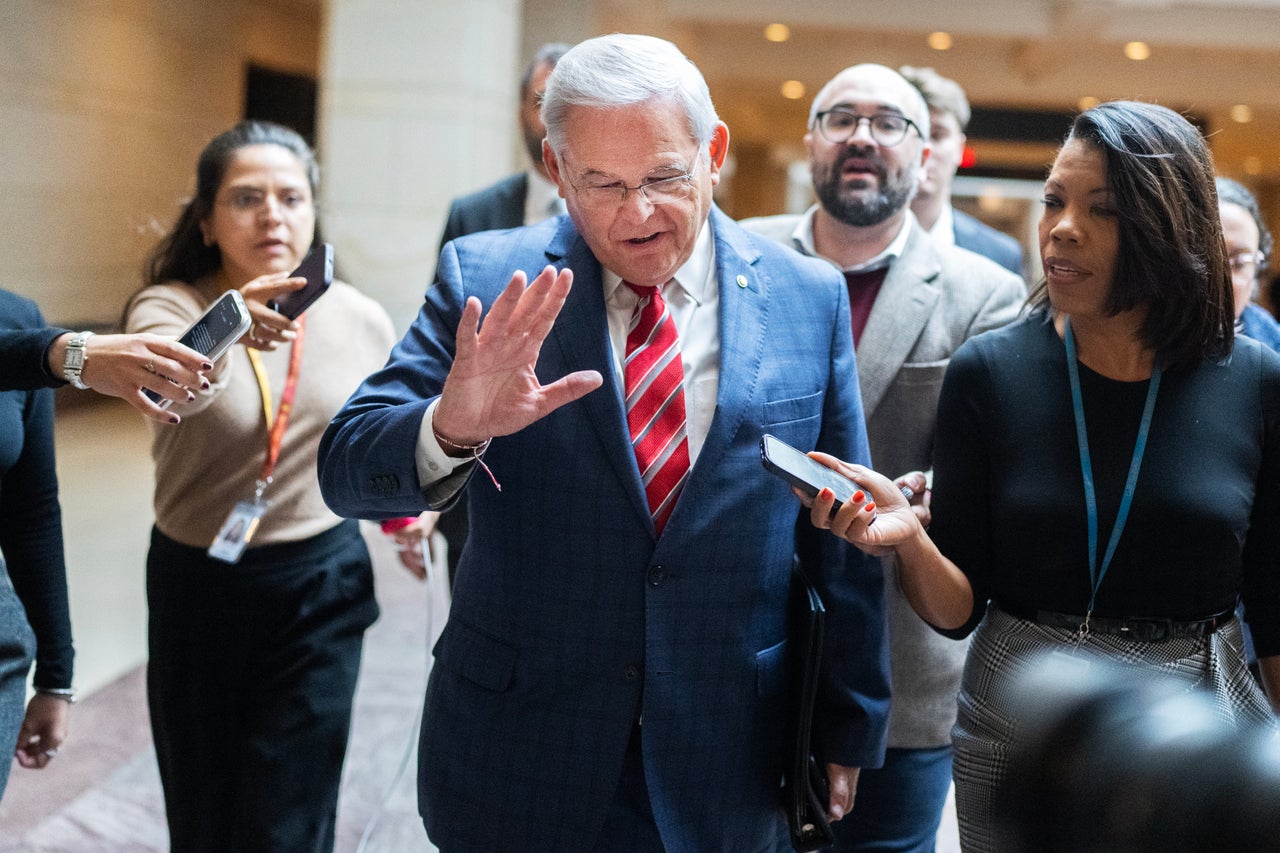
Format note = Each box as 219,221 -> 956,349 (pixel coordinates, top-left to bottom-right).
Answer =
244,316 -> 306,494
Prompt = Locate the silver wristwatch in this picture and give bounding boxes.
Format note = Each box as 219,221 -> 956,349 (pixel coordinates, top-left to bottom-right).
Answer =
63,331 -> 94,390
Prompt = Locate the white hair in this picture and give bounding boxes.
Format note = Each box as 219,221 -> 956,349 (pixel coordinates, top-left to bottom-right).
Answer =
542,34 -> 720,157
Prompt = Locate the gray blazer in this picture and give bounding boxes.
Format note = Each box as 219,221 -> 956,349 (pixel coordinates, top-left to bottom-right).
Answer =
740,209 -> 1026,746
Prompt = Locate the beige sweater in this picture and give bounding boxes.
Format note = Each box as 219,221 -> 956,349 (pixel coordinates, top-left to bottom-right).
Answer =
125,277 -> 395,548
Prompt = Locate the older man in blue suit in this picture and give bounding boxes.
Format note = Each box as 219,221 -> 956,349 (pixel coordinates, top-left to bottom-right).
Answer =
319,34 -> 890,853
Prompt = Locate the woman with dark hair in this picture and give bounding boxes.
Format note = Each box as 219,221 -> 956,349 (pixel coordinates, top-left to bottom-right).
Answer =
802,101 -> 1280,850
124,120 -> 395,851
1217,176 -> 1280,352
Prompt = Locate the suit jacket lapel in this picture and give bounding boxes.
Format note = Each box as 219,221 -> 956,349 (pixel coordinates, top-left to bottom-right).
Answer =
543,218 -> 655,526
855,224 -> 943,419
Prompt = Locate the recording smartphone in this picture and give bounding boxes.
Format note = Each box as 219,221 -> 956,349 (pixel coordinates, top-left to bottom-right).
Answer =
144,289 -> 252,408
269,243 -> 333,319
760,433 -> 866,513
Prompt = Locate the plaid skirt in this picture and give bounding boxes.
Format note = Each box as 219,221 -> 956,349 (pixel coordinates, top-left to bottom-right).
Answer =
951,604 -> 1275,852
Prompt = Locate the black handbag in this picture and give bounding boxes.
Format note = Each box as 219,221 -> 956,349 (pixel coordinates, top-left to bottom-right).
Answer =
783,567 -> 834,851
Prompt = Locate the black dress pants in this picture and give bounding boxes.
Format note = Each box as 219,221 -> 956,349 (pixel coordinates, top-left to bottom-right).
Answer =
146,520 -> 378,853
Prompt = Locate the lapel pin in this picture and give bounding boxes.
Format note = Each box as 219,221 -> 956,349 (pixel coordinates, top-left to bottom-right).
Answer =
736,274 -> 748,288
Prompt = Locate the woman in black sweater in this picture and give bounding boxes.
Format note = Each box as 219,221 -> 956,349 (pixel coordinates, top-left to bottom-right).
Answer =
806,102 -> 1280,851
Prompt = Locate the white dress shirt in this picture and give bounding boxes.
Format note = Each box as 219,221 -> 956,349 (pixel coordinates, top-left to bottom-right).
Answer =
788,206 -> 916,272
925,203 -> 956,248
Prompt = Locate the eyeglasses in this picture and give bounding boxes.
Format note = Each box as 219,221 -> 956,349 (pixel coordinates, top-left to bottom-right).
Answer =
1229,250 -> 1265,273
813,110 -> 921,147
569,171 -> 697,210
218,188 -> 313,218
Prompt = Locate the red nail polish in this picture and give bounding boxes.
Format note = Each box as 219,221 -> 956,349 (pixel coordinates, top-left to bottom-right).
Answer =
852,490 -> 865,503
819,488 -> 834,501
864,502 -> 876,512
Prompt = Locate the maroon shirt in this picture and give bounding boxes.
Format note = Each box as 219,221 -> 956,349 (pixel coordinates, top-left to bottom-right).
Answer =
844,267 -> 889,347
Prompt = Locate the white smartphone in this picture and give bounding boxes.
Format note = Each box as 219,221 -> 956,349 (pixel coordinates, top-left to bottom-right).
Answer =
144,289 -> 252,408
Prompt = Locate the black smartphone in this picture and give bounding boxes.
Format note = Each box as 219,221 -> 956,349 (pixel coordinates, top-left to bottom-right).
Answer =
269,243 -> 333,319
144,289 -> 252,408
760,433 -> 865,512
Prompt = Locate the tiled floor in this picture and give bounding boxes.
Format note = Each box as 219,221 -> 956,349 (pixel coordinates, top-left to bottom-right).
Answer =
0,399 -> 958,852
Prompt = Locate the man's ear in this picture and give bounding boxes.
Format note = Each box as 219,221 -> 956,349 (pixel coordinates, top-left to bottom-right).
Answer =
542,139 -> 565,196
707,123 -> 730,185
708,122 -> 730,170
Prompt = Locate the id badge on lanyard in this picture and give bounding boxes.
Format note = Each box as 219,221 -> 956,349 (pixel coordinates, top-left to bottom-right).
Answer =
208,318 -> 305,564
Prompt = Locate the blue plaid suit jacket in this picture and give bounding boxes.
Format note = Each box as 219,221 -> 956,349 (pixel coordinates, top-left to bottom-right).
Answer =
319,207 -> 890,852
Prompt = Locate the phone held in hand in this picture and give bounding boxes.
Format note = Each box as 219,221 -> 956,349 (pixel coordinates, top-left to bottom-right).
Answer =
144,289 -> 252,408
759,433 -> 866,514
269,242 -> 333,319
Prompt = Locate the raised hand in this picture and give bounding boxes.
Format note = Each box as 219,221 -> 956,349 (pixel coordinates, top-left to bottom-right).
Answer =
238,271 -> 306,350
433,265 -> 603,447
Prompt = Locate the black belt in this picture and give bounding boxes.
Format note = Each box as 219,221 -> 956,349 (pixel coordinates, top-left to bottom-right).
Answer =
997,601 -> 1235,642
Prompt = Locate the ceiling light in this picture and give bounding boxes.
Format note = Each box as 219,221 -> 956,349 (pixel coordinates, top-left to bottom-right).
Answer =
927,32 -> 953,51
1124,41 -> 1151,61
781,80 -> 806,100
1230,104 -> 1253,124
765,23 -> 791,43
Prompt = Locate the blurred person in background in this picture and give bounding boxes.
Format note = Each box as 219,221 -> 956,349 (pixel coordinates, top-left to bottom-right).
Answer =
741,62 -> 1024,853
899,65 -> 1023,278
1216,177 -> 1280,351
1216,176 -> 1280,683
125,120 -> 396,852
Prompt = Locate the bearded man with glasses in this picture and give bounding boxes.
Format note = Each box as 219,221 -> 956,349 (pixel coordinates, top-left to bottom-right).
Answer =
320,34 -> 891,853
743,63 -> 1026,853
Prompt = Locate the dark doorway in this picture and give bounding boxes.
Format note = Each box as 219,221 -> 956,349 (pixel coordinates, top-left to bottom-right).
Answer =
244,64 -> 318,147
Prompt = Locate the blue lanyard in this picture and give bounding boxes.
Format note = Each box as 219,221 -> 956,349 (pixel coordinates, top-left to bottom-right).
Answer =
1063,317 -> 1162,620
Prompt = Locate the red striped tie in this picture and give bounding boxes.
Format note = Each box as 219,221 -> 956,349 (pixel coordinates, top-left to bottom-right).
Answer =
624,281 -> 690,535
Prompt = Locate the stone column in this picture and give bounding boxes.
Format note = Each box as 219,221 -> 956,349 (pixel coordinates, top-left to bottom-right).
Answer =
317,0 -> 522,331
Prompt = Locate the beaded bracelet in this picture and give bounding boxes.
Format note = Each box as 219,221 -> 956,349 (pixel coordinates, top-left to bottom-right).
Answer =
433,428 -> 501,491
434,432 -> 491,454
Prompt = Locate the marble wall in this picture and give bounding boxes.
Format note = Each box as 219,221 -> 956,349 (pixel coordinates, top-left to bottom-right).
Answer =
0,0 -> 321,328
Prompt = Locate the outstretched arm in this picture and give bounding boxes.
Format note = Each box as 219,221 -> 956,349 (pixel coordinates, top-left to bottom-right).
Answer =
47,332 -> 212,424
808,455 -> 974,631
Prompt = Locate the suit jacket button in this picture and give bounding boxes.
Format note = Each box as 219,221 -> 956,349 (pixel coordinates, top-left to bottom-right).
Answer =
623,665 -> 640,681
370,473 -> 400,495
648,566 -> 666,586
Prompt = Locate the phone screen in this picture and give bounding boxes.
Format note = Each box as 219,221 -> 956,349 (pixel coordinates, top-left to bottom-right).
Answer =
760,433 -> 862,507
143,290 -> 250,406
180,294 -> 246,354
